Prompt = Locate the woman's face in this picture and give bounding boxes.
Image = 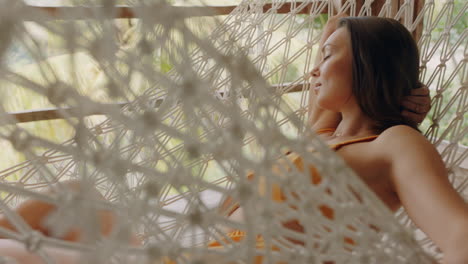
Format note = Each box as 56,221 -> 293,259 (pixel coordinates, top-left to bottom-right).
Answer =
311,27 -> 354,112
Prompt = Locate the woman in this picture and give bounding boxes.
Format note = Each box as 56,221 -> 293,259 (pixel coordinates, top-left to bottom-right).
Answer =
309,17 -> 468,264
217,14 -> 468,264
0,15 -> 466,264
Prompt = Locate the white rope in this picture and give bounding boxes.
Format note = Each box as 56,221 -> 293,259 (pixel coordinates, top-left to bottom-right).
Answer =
0,0 -> 465,263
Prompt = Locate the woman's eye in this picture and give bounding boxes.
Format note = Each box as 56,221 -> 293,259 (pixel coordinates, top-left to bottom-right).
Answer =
323,55 -> 330,60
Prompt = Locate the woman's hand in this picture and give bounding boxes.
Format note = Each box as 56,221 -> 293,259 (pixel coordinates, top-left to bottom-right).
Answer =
401,85 -> 432,124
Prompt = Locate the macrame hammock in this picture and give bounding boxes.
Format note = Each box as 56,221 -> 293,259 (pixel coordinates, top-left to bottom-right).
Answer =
0,0 -> 465,263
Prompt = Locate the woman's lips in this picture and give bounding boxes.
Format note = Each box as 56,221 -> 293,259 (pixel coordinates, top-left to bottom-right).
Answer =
314,83 -> 322,93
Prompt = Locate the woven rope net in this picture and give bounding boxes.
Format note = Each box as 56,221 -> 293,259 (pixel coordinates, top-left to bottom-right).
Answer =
0,0 -> 466,263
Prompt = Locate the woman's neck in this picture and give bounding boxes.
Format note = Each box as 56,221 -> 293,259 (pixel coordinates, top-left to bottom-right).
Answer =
333,106 -> 378,138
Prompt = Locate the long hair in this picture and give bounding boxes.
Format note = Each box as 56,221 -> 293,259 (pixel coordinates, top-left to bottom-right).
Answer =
338,17 -> 421,132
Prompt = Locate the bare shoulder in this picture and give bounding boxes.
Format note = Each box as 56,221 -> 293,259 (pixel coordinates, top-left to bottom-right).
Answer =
377,125 -> 428,146
375,125 -> 440,162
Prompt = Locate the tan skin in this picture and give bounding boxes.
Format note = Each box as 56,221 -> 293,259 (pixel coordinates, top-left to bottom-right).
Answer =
309,16 -> 468,264
227,17 -> 424,218
228,14 -> 468,264
0,180 -> 141,244
0,15 -> 466,264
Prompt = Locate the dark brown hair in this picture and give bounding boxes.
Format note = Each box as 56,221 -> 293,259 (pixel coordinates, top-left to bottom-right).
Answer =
338,17 -> 421,132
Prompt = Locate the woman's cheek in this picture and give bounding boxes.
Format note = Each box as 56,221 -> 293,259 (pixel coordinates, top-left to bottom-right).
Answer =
316,84 -> 350,111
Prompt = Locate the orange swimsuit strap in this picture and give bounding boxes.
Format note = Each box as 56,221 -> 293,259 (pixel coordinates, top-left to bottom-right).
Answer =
222,130 -> 379,217
329,135 -> 379,150
315,127 -> 337,135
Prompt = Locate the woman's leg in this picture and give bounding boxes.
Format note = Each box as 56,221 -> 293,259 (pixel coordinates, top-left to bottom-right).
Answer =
0,239 -> 79,264
0,180 -> 136,243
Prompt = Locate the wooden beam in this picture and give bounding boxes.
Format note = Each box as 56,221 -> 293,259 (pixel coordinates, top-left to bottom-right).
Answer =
4,83 -> 306,124
5,102 -> 128,124
11,0 -> 427,124
351,0 -> 391,16
24,2 -> 330,21
347,0 -> 425,42
26,5 -> 236,20
412,0 -> 426,43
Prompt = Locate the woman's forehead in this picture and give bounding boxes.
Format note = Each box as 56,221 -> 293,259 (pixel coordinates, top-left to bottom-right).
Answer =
324,27 -> 349,49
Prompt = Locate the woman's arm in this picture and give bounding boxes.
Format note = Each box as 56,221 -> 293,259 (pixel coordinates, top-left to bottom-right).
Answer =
381,125 -> 468,263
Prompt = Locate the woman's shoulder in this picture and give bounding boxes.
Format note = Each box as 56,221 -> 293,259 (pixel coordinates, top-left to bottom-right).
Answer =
375,125 -> 436,159
379,124 -> 422,138
378,125 -> 425,141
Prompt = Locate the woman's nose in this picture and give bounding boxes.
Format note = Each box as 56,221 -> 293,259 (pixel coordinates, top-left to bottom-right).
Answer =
310,66 -> 319,78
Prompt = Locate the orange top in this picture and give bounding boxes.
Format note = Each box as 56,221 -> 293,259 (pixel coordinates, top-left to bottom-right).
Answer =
315,127 -> 336,134
330,134 -> 378,150
220,129 -> 379,217
165,130 -> 382,264
206,129 -> 381,263
315,127 -> 379,150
